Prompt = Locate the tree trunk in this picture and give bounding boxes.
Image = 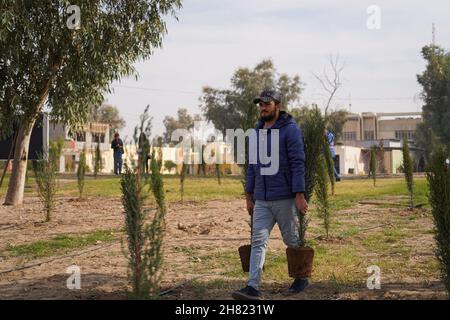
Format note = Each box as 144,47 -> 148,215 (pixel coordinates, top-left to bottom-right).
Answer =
4,119 -> 36,205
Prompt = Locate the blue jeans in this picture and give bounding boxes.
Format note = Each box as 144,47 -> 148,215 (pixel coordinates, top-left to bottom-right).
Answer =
114,155 -> 122,175
248,198 -> 300,290
332,155 -> 340,179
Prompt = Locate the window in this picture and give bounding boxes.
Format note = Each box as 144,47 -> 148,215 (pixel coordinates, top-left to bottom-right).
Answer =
92,133 -> 105,143
364,131 -> 375,140
395,130 -> 415,141
75,131 -> 86,142
342,131 -> 357,141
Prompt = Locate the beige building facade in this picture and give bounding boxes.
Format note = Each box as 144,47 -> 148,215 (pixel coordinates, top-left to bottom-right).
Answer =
337,112 -> 423,175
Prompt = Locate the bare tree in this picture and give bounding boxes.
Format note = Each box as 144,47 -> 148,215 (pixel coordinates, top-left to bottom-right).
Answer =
312,54 -> 345,115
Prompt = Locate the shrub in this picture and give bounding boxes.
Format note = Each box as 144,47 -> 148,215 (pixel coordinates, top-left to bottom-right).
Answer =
402,138 -> 414,208
426,146 -> 450,296
77,148 -> 87,198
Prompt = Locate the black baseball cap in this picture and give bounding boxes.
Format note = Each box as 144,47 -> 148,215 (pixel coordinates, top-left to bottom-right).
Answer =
253,90 -> 281,104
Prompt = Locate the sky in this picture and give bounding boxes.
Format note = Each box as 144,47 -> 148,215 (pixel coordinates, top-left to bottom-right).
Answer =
105,0 -> 450,140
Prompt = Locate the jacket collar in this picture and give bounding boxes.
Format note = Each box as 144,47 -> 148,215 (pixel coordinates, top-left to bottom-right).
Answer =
256,111 -> 294,130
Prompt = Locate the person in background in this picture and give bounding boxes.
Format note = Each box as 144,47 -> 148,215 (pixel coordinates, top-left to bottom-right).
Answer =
325,129 -> 341,181
418,155 -> 425,173
111,132 -> 124,175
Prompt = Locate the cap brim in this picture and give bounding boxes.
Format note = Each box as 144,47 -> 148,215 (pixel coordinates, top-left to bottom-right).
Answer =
253,96 -> 272,104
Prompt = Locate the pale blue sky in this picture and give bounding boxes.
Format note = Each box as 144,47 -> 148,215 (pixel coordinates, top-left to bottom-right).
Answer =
105,0 -> 450,139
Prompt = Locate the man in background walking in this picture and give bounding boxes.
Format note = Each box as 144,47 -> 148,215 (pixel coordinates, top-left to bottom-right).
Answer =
325,129 -> 341,181
111,132 -> 124,175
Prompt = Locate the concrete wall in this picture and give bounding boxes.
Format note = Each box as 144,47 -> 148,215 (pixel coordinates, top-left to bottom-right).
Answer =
335,145 -> 365,175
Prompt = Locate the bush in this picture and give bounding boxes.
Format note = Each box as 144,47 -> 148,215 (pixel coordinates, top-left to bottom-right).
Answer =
164,160 -> 176,174
426,146 -> 450,296
402,138 -> 414,208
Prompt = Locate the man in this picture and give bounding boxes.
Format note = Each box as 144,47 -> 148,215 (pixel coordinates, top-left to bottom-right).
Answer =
325,129 -> 341,181
232,90 -> 308,300
111,132 -> 124,175
418,155 -> 425,173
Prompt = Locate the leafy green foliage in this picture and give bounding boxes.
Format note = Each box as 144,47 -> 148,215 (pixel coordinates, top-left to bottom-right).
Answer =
200,59 -> 302,135
426,146 -> 450,295
163,108 -> 200,144
297,105 -> 327,203
164,160 -> 177,174
402,138 -> 414,208
291,106 -> 348,144
90,103 -> 126,140
295,105 -> 326,246
416,45 -> 450,160
0,0 -> 182,203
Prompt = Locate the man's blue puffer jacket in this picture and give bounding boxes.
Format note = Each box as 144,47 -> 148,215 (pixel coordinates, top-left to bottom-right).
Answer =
245,111 -> 306,201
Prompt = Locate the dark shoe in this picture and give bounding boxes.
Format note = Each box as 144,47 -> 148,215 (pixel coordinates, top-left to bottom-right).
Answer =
336,177 -> 341,182
288,278 -> 310,293
231,286 -> 261,300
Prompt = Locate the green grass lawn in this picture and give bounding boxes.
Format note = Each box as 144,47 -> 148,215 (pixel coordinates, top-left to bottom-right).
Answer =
3,229 -> 119,259
1,173 -> 429,207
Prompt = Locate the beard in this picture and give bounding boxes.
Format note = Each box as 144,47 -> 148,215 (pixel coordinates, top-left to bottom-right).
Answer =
259,110 -> 277,122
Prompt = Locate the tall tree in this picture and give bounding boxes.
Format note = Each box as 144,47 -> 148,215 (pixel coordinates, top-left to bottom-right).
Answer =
163,108 -> 201,144
427,146 -> 450,296
200,59 -> 302,135
90,103 -> 126,139
416,45 -> 450,159
0,0 -> 182,205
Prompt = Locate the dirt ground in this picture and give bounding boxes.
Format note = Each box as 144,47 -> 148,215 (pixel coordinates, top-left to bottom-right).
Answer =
0,196 -> 447,300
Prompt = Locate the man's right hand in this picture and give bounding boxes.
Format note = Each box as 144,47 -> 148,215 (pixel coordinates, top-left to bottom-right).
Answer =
245,193 -> 254,216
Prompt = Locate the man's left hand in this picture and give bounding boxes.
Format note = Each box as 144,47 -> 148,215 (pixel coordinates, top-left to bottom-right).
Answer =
295,193 -> 308,215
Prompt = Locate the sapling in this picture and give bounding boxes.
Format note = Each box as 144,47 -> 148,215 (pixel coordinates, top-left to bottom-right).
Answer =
426,146 -> 450,296
315,154 -> 331,238
121,106 -> 166,299
77,148 -> 87,198
33,138 -> 63,222
402,138 -> 414,209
